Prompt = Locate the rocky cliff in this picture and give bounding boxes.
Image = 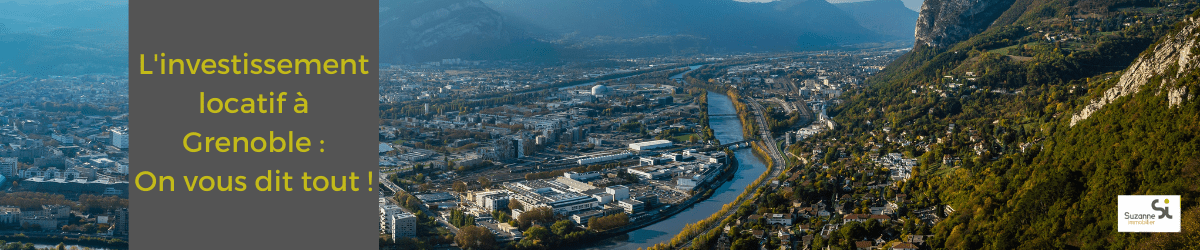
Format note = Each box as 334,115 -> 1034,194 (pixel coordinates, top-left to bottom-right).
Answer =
913,0 -> 1014,47
1070,16 -> 1200,126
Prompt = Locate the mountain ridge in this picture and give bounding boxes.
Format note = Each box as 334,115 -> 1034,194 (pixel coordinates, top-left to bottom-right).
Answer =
834,0 -> 920,40
824,0 -> 1200,248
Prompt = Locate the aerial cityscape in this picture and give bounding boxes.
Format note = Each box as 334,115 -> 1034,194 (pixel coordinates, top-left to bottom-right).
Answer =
0,1 -> 131,249
0,0 -> 1197,249
376,48 -> 906,249
0,68 -> 131,250
375,0 -> 1200,249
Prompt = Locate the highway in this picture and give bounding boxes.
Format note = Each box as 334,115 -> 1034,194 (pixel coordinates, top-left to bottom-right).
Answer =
745,97 -> 787,169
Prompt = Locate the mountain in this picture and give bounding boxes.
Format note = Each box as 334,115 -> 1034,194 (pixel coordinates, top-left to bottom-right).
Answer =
0,1 -> 127,34
481,0 -> 887,53
0,1 -> 128,76
378,0 -> 555,63
1069,15 -> 1198,126
822,0 -> 1200,248
834,0 -> 920,40
913,0 -> 1014,47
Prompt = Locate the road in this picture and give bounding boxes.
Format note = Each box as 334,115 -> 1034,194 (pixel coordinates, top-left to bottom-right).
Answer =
746,97 -> 787,169
766,97 -> 794,114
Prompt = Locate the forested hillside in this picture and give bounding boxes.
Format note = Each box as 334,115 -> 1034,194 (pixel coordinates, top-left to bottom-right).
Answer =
817,0 -> 1200,248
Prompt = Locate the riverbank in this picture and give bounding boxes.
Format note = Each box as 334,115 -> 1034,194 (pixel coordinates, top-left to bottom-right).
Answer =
646,87 -> 789,250
583,150 -> 740,242
573,90 -> 767,250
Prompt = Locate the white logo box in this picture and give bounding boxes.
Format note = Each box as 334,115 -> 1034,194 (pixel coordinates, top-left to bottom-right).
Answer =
1118,195 -> 1181,232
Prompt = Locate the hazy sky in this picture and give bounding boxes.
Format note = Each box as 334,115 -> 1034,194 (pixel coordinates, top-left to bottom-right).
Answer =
735,0 -> 923,12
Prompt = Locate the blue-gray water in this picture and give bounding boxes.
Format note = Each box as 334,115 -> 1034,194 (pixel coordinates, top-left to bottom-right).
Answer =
575,91 -> 766,250
668,65 -> 702,80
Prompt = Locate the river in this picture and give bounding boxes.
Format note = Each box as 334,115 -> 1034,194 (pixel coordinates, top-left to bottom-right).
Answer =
575,91 -> 766,250
558,65 -> 703,91
668,65 -> 702,80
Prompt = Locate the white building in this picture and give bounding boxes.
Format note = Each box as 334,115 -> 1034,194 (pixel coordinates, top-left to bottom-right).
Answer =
564,171 -> 602,181
390,212 -> 417,239
591,193 -> 614,205
629,140 -> 672,151
575,151 -> 633,165
0,158 -> 17,179
618,199 -> 644,214
504,180 -> 599,215
110,128 -> 128,149
472,190 -> 511,212
606,185 -> 630,201
553,177 -> 597,193
379,204 -> 402,232
591,85 -> 609,96
765,213 -> 793,226
51,134 -> 73,145
0,206 -> 18,224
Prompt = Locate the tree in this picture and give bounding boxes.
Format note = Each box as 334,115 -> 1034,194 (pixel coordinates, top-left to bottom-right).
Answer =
455,225 -> 496,250
551,220 -> 576,236
517,207 -> 554,229
379,234 -> 392,247
732,237 -> 758,250
478,177 -> 492,189
508,199 -> 525,211
840,221 -> 866,242
450,209 -> 476,227
587,213 -> 629,231
453,181 -> 468,193
524,226 -> 551,243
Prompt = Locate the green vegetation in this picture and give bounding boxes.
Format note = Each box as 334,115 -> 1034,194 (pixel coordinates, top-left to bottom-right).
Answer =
655,143 -> 774,250
449,209 -> 476,228
586,213 -> 628,231
515,207 -> 554,230
388,189 -> 456,247
764,105 -> 804,135
455,226 -> 497,250
810,3 -> 1200,250
0,192 -> 74,210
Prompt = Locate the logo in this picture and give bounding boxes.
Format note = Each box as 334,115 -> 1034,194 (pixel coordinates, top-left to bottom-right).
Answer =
1118,195 -> 1181,232
1151,199 -> 1172,219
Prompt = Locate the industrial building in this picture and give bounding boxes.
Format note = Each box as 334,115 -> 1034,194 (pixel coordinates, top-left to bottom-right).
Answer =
563,171 -> 603,181
628,140 -> 672,151
472,190 -> 512,212
574,151 -> 633,165
503,180 -> 600,215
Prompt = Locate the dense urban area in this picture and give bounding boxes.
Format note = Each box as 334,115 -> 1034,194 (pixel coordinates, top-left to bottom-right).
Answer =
0,74 -> 131,250
375,45 -> 927,250
378,4 -> 1200,250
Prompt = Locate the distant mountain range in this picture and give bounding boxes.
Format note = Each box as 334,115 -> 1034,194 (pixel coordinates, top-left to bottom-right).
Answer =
833,0 -> 919,40
0,1 -> 128,76
378,0 -> 557,64
380,0 -> 921,63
